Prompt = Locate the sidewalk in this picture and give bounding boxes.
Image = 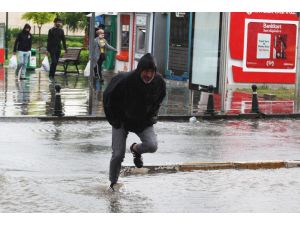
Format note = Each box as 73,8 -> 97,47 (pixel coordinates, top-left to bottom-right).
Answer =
0,67 -> 299,117
0,68 -> 192,117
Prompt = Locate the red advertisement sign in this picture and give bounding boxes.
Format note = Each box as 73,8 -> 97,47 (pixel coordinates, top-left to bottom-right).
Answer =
243,19 -> 298,73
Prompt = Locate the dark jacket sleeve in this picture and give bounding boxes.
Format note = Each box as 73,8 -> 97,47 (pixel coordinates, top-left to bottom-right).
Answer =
148,78 -> 166,123
110,81 -> 125,127
103,73 -> 127,128
62,29 -> 67,51
46,29 -> 51,52
13,33 -> 20,52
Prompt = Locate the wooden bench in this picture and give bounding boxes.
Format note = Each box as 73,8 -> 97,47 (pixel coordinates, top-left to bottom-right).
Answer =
58,47 -> 82,75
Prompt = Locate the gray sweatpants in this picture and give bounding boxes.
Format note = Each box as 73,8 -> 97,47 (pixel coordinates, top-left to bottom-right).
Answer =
109,125 -> 158,184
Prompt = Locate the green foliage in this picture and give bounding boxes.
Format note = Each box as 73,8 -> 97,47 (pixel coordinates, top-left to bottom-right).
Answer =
66,41 -> 83,47
79,50 -> 89,69
66,36 -> 84,42
31,34 -> 84,50
236,87 -> 295,100
7,28 -> 22,41
66,36 -> 84,48
32,34 -> 47,44
22,12 -> 56,28
57,12 -> 88,32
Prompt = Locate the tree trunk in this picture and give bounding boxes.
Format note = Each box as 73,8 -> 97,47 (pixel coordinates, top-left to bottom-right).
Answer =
38,26 -> 41,67
83,27 -> 89,49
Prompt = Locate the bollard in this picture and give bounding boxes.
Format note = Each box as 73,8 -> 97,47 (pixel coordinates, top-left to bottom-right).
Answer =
53,84 -> 64,117
251,84 -> 260,113
205,85 -> 215,115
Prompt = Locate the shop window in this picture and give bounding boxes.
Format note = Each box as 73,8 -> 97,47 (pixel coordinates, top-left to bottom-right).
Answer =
191,13 -> 221,87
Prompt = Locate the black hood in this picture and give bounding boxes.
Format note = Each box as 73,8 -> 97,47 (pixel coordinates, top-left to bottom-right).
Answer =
23,23 -> 31,32
136,53 -> 157,74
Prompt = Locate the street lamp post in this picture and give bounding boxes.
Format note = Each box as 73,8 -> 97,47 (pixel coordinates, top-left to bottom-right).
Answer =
88,12 -> 95,115
5,12 -> 8,60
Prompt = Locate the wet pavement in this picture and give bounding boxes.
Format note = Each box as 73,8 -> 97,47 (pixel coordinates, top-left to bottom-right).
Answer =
0,67 -> 299,116
0,67 -> 192,117
1,119 -> 300,212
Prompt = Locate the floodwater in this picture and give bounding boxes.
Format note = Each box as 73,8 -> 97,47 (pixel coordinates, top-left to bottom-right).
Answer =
1,119 -> 300,212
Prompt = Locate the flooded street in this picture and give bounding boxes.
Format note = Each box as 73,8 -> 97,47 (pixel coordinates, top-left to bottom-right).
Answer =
1,119 -> 300,212
2,10 -> 300,217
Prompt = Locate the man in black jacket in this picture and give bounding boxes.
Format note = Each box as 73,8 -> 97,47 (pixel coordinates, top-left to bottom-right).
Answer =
103,53 -> 166,191
13,24 -> 32,80
46,17 -> 67,82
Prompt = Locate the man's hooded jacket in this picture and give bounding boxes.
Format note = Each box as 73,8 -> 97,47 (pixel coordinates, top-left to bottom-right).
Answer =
103,54 -> 166,133
13,24 -> 32,52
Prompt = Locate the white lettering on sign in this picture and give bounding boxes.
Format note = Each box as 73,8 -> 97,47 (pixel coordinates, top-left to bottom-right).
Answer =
262,23 -> 282,33
247,12 -> 296,15
263,23 -> 282,29
257,33 -> 271,59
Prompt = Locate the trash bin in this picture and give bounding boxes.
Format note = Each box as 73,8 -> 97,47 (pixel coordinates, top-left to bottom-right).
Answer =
27,48 -> 37,70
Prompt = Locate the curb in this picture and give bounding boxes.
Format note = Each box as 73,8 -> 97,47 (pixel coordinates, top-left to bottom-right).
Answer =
1,113 -> 300,122
121,160 -> 300,176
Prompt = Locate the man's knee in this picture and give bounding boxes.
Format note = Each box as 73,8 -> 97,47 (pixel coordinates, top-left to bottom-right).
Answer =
145,141 -> 158,153
111,151 -> 125,162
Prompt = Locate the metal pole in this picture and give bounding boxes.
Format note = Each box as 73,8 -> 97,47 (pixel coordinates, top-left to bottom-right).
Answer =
88,12 -> 95,115
189,89 -> 194,116
251,85 -> 260,113
219,12 -> 230,113
5,12 -> 8,60
295,13 -> 300,112
205,85 -> 216,115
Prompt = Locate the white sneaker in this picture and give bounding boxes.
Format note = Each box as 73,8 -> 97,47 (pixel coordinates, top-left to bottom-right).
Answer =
48,77 -> 55,83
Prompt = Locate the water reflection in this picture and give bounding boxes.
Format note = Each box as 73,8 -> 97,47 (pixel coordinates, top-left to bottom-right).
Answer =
47,84 -> 56,116
15,78 -> 30,115
0,69 -> 90,116
52,121 -> 63,141
2,68 -> 299,117
107,193 -> 122,213
0,69 -> 195,116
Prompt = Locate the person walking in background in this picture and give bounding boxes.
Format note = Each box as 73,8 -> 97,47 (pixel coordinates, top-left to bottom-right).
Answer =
103,53 -> 166,191
13,24 -> 32,80
91,29 -> 117,83
46,17 -> 67,83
